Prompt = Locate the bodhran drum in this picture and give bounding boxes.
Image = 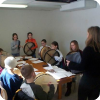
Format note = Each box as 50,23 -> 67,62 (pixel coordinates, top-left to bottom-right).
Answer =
40,46 -> 51,60
44,49 -> 60,65
24,42 -> 36,56
34,73 -> 58,93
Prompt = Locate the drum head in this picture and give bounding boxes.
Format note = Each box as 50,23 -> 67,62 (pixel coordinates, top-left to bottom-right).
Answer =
34,73 -> 57,93
24,42 -> 35,56
44,49 -> 60,65
40,47 -> 51,60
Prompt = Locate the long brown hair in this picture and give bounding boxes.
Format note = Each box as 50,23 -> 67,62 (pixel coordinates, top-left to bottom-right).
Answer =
70,40 -> 79,52
86,26 -> 100,52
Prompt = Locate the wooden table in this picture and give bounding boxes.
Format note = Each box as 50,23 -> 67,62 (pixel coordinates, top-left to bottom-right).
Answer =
17,60 -> 75,99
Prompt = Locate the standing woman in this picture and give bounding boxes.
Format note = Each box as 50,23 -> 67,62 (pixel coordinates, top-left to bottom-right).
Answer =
67,26 -> 100,100
51,41 -> 63,67
65,40 -> 82,96
11,33 -> 20,57
26,32 -> 38,58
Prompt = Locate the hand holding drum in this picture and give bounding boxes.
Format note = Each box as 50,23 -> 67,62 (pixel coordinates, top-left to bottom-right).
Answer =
34,73 -> 58,93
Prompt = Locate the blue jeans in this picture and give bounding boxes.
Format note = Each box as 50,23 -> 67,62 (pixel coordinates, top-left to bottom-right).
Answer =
32,53 -> 36,58
12,53 -> 20,57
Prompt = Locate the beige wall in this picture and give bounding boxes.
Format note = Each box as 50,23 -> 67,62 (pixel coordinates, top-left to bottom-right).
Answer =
0,5 -> 100,58
0,9 -> 52,56
49,4 -> 100,57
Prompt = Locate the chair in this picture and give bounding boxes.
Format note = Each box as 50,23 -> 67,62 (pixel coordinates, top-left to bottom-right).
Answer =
13,89 -> 37,100
0,81 -> 8,100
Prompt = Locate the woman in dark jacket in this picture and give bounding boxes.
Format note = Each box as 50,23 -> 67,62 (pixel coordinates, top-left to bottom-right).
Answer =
65,40 -> 82,96
67,26 -> 100,100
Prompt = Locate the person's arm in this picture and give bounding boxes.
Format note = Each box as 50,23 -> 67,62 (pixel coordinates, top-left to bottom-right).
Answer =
35,85 -> 48,100
25,39 -> 28,43
38,47 -> 42,56
31,39 -> 38,50
47,84 -> 55,100
16,90 -> 34,100
54,50 -> 63,62
11,42 -> 17,50
68,46 -> 92,71
35,85 -> 54,100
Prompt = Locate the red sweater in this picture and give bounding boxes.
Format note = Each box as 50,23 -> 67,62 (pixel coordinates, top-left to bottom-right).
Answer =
26,38 -> 38,50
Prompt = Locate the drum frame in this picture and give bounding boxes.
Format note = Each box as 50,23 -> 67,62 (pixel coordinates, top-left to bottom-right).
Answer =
44,49 -> 60,65
24,42 -> 36,56
40,46 -> 51,60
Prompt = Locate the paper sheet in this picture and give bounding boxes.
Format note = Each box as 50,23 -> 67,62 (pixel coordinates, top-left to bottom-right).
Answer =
35,72 -> 41,75
29,58 -> 38,61
52,66 -> 58,69
32,60 -> 43,64
17,61 -> 26,65
46,71 -> 66,79
43,64 -> 58,70
46,68 -> 75,79
54,68 -> 75,77
25,56 -> 32,59
15,56 -> 23,59
15,58 -> 21,61
18,63 -> 29,67
34,68 -> 38,71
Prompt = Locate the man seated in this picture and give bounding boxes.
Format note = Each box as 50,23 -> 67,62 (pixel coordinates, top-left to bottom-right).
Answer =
20,65 -> 55,100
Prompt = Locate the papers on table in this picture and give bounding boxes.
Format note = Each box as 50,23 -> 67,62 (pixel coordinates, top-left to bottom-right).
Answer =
15,57 -> 23,59
46,71 -> 66,79
43,64 -> 58,70
29,58 -> 38,61
34,68 -> 38,71
18,63 -> 29,67
17,61 -> 26,65
25,56 -> 32,59
52,66 -> 58,69
32,60 -> 43,64
43,64 -> 53,70
35,72 -> 42,75
15,58 -> 21,61
46,68 -> 75,80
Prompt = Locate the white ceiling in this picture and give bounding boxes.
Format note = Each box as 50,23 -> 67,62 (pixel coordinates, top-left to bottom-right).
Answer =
2,0 -> 67,11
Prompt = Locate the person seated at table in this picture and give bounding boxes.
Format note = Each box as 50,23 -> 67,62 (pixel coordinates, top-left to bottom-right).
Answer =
65,40 -> 82,97
0,56 -> 23,100
13,89 -> 35,100
20,65 -> 55,100
51,41 -> 63,67
26,32 -> 38,58
0,48 -> 3,69
38,39 -> 50,57
0,48 -> 3,55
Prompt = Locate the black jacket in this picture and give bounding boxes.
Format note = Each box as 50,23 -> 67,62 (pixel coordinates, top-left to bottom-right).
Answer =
69,46 -> 100,78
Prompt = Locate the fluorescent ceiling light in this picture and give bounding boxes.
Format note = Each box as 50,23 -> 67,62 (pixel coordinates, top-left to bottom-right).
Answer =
0,4 -> 28,8
0,0 -> 6,4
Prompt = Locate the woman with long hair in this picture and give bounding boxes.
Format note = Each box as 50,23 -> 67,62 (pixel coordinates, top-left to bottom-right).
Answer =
67,26 -> 100,100
65,40 -> 82,96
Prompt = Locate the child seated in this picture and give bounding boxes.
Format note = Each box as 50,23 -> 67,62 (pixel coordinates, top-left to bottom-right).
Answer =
0,48 -> 3,55
0,56 -> 23,100
20,65 -> 55,100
